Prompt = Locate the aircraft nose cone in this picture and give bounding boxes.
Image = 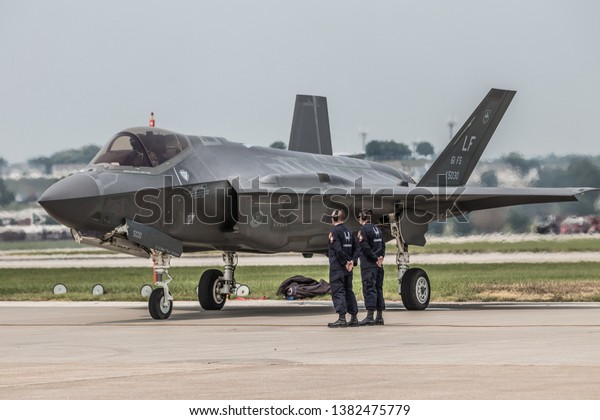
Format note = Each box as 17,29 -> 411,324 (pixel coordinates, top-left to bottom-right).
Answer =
38,173 -> 101,229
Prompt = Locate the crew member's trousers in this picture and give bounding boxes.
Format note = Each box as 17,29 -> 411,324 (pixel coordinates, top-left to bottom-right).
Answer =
330,270 -> 358,315
361,267 -> 385,311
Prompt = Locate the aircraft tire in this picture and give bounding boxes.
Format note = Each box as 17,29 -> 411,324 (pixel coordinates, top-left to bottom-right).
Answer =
400,268 -> 430,311
148,288 -> 173,319
199,269 -> 226,310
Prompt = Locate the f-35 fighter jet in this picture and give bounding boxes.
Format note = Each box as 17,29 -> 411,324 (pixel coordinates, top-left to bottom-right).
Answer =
39,89 -> 596,319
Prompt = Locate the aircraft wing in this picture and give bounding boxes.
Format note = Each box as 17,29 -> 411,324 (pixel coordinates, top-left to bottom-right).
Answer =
231,173 -> 596,216
375,186 -> 597,246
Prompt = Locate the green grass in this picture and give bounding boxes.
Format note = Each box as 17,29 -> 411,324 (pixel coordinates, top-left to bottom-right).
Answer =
2,263 -> 600,303
425,263 -> 600,302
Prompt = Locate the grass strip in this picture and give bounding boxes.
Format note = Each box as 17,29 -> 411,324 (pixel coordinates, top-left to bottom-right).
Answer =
1,263 -> 600,303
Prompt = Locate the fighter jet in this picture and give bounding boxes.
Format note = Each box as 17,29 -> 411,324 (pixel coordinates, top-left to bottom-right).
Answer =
39,89 -> 597,319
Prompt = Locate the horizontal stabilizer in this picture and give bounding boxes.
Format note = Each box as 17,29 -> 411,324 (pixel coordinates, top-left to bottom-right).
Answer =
395,186 -> 596,221
288,95 -> 332,155
418,89 -> 516,187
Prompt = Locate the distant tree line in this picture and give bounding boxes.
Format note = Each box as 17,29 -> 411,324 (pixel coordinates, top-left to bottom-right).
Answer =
269,141 -> 286,150
449,154 -> 600,235
28,145 -> 101,174
366,140 -> 434,161
496,152 -> 600,215
0,179 -> 14,205
0,157 -> 14,205
535,156 -> 600,215
269,139 -> 435,161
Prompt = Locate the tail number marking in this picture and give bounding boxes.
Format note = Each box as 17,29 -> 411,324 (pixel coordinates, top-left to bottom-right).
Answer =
446,171 -> 460,181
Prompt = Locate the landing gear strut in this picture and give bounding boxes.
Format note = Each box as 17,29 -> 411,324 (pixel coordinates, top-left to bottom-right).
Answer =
389,213 -> 431,310
148,251 -> 174,319
198,252 -> 250,310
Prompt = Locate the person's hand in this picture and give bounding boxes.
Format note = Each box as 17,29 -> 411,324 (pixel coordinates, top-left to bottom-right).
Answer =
377,256 -> 384,268
345,261 -> 354,272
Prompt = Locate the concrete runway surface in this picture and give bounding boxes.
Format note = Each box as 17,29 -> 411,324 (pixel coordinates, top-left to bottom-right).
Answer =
0,300 -> 599,400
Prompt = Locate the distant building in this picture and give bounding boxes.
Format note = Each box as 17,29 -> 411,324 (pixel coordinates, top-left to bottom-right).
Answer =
0,207 -> 71,241
4,163 -> 45,180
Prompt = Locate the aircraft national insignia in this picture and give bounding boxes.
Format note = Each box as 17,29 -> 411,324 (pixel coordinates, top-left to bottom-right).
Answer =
482,109 -> 492,124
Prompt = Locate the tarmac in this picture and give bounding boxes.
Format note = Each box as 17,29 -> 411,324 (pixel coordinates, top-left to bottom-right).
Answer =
1,300 -> 599,400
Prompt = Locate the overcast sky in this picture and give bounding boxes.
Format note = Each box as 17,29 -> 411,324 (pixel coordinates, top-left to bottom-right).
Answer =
1,0 -> 599,163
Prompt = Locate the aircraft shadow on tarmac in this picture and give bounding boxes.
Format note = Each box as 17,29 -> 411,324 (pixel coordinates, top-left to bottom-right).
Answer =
100,301 -> 335,324
95,301 -> 599,325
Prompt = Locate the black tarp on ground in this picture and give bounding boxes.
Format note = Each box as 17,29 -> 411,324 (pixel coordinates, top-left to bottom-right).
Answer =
277,275 -> 330,300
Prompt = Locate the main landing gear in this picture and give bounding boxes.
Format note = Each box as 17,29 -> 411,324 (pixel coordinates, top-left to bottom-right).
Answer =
198,252 -> 250,310
148,250 -> 250,319
389,213 -> 431,310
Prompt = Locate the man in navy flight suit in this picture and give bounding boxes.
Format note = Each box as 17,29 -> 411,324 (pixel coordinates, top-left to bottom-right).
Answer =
327,209 -> 360,328
357,209 -> 386,326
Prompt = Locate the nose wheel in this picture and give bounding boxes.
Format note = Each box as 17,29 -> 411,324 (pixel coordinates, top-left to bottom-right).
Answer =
148,288 -> 173,319
148,251 -> 174,320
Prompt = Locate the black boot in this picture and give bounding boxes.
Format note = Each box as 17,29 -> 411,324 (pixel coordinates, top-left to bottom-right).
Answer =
358,310 -> 375,326
328,314 -> 347,328
348,313 -> 359,327
374,310 -> 384,325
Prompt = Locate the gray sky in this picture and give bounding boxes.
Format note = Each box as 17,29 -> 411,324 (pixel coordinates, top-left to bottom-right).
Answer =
1,0 -> 599,163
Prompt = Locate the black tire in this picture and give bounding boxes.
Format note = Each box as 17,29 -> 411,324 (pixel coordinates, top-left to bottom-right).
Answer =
198,269 -> 226,310
148,288 -> 173,319
400,268 -> 430,311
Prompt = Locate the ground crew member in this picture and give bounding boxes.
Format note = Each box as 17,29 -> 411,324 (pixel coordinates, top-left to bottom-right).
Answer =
327,209 -> 360,328
357,209 -> 386,326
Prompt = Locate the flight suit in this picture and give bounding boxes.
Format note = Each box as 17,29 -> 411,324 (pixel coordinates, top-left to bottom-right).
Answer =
328,223 -> 359,317
358,223 -> 386,312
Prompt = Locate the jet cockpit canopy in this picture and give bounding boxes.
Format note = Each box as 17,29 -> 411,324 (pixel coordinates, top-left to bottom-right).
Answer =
91,127 -> 189,167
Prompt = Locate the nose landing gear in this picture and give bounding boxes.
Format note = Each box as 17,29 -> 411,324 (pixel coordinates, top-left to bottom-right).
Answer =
148,252 -> 174,319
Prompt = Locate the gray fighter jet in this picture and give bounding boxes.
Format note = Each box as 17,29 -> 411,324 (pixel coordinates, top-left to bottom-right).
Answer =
39,89 -> 597,319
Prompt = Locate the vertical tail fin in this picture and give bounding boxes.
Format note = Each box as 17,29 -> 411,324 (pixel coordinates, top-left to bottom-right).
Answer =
288,95 -> 333,155
417,88 -> 516,187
